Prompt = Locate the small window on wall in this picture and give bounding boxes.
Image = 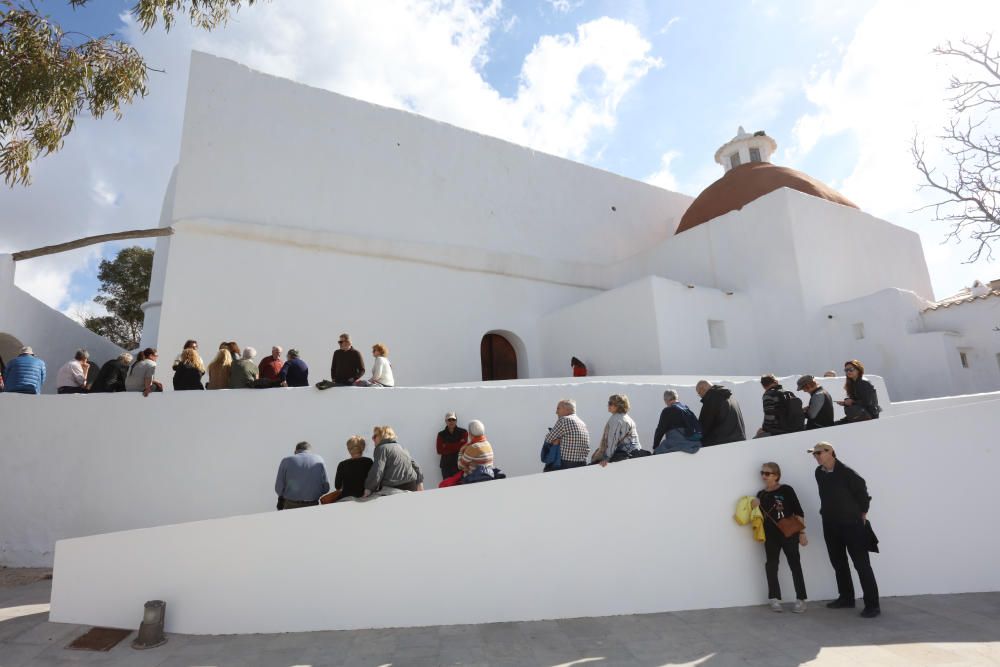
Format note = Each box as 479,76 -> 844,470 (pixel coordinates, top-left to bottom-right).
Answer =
730,152 -> 741,168
749,147 -> 761,162
708,320 -> 727,349
959,350 -> 970,369
852,322 -> 865,340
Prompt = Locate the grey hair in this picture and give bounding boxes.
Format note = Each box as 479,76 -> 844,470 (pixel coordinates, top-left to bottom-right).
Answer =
558,399 -> 576,413
118,352 -> 133,365
294,441 -> 311,453
242,347 -> 256,360
468,420 -> 486,437
74,349 -> 89,361
663,389 -> 678,402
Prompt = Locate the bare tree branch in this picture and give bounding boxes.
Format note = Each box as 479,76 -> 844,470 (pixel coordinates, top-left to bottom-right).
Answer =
914,34 -> 1000,263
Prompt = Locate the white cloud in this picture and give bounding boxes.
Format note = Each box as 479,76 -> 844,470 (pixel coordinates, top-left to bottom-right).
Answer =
658,16 -> 681,35
784,0 -> 1000,297
645,150 -> 681,192
547,0 -> 583,14
1,1 -> 660,310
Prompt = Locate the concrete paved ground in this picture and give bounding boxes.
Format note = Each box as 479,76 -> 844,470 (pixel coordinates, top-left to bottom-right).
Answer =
1,578 -> 998,666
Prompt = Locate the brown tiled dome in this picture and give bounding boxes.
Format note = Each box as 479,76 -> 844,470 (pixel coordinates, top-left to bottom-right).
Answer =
676,162 -> 858,234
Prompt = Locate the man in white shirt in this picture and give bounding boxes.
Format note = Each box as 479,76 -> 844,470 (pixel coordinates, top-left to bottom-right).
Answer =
55,349 -> 90,394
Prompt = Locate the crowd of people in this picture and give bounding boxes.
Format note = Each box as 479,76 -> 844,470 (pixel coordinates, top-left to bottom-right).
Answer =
0,333 -> 393,396
3,340 -> 885,618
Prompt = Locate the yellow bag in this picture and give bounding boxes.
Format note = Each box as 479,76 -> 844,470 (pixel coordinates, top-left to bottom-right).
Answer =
733,496 -> 753,525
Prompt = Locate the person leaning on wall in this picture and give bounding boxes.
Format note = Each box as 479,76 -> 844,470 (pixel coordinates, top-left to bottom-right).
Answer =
809,441 -> 880,618
751,462 -> 808,613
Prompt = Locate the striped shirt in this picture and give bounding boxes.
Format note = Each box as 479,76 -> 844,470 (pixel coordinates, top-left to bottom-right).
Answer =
545,414 -> 591,462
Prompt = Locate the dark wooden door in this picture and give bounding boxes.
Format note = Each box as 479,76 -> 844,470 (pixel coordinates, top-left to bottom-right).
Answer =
480,333 -> 517,381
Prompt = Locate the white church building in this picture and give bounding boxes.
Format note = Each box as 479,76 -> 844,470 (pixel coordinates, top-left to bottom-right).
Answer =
118,52 -> 997,401
3,51 -> 1000,636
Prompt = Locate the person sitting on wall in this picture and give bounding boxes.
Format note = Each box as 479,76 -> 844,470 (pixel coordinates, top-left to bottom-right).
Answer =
226,341 -> 242,365
278,348 -> 310,387
755,374 -> 804,438
653,389 -> 702,454
2,346 -> 46,394
797,375 -> 834,430
334,436 -> 373,501
571,356 -> 588,377
125,348 -> 164,396
172,347 -> 206,390
330,333 -> 365,387
275,441 -> 330,510
458,420 -> 505,483
90,353 -> 133,393
436,412 -> 468,480
355,343 -> 394,387
823,370 -> 838,378
55,349 -> 91,394
206,346 -> 232,390
229,347 -> 260,389
364,425 -> 424,495
543,399 -> 590,471
171,340 -> 198,371
592,394 -> 642,466
696,380 -> 747,446
258,346 -> 284,384
836,360 -> 881,423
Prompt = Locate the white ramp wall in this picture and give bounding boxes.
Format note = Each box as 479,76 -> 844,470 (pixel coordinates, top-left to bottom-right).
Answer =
0,375 -> 887,567
50,395 -> 1000,634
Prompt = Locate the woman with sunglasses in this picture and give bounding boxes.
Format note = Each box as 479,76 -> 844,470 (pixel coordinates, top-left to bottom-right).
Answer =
837,360 -> 881,422
751,462 -> 808,613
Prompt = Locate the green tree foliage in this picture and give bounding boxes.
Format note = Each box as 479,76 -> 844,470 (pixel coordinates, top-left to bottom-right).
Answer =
83,246 -> 153,350
912,35 -> 1000,262
1,0 -> 259,186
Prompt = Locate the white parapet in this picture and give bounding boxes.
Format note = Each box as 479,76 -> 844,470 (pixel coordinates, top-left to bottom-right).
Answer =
0,375 -> 884,567
50,394 -> 1000,634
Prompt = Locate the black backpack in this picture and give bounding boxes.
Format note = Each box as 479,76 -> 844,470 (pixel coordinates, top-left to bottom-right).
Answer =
774,390 -> 805,433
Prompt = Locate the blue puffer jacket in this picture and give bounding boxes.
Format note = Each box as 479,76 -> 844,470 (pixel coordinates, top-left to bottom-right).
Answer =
2,354 -> 47,394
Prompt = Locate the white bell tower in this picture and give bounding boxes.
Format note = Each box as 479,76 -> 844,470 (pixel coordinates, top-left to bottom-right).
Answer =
713,126 -> 778,172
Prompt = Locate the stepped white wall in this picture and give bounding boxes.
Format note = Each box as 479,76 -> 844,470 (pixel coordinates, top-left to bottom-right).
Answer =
50,393 -> 1000,634
0,375 -> 886,567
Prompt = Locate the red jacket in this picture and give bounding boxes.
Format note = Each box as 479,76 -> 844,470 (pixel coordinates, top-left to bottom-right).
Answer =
436,427 -> 469,456
258,356 -> 284,381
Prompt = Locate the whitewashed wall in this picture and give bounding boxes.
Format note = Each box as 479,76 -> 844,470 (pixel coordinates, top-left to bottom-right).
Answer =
171,52 -> 692,266
0,375 -> 887,567
922,297 -> 1000,396
49,393 -> 999,634
0,255 -> 124,394
152,223 -> 598,386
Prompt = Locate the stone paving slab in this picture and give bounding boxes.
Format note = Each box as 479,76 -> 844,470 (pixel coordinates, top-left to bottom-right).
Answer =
0,580 -> 997,666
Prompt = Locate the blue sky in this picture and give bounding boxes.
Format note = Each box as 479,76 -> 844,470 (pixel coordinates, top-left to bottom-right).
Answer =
3,0 -> 999,314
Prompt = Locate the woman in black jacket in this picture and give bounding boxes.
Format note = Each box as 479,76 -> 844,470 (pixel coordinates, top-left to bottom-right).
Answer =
837,360 -> 880,422
172,348 -> 206,390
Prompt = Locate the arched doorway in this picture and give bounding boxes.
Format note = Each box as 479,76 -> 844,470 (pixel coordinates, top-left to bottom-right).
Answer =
0,333 -> 25,372
480,333 -> 518,381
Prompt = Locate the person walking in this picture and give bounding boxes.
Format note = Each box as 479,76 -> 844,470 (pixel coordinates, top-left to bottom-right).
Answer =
752,462 -> 808,613
810,441 -> 880,618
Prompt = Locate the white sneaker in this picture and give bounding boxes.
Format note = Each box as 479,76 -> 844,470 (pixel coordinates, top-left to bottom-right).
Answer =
793,600 -> 807,614
769,598 -> 783,613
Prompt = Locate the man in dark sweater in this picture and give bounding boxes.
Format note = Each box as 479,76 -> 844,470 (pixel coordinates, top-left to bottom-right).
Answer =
810,441 -> 880,618
798,375 -> 834,429
695,380 -> 746,446
653,390 -> 702,454
330,333 -> 365,386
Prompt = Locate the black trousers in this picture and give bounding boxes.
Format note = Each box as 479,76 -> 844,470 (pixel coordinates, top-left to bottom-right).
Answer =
544,460 -> 587,472
764,533 -> 807,600
823,520 -> 879,609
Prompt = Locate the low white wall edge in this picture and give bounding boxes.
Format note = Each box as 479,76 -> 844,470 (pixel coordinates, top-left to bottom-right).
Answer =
49,395 -> 1000,634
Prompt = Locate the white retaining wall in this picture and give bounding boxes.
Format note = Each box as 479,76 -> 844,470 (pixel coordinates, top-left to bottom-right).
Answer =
49,393 -> 1000,634
0,375 -> 886,567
